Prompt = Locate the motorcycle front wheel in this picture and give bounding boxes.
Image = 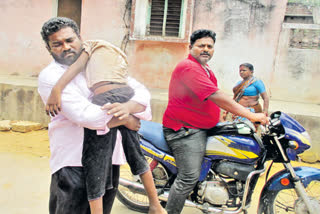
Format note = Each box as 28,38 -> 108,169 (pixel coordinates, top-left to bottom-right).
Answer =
117,156 -> 170,213
265,179 -> 320,213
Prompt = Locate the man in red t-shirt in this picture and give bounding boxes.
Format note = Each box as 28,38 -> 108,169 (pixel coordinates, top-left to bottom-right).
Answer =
162,29 -> 268,214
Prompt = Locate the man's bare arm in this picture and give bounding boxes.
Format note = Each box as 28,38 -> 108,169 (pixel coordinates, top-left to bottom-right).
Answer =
57,51 -> 89,91
208,90 -> 268,124
46,51 -> 89,116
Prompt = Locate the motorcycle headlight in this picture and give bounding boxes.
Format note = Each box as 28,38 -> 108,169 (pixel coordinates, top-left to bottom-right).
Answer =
288,141 -> 299,150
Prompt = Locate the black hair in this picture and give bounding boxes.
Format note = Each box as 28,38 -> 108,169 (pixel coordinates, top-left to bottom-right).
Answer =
240,63 -> 254,71
190,29 -> 216,46
40,17 -> 80,47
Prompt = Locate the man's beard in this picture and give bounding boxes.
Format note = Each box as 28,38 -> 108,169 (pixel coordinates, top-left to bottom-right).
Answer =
198,58 -> 210,65
51,48 -> 82,66
198,55 -> 212,65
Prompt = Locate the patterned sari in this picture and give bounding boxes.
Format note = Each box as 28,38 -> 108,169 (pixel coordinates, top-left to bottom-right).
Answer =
233,77 -> 256,102
222,77 -> 260,122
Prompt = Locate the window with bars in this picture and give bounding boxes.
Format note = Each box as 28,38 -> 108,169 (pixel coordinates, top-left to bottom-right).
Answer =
148,0 -> 183,37
130,0 -> 190,42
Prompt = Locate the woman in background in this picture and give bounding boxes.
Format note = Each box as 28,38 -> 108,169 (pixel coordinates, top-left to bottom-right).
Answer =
223,63 -> 269,123
233,62 -> 269,117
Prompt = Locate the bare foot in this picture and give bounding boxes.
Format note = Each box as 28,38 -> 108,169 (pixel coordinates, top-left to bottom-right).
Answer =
148,205 -> 167,214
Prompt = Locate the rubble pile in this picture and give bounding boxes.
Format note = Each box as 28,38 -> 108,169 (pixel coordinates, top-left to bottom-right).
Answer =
0,120 -> 43,133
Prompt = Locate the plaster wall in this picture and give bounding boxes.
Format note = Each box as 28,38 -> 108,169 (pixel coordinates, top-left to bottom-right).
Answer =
128,41 -> 189,89
0,75 -> 50,126
192,0 -> 288,96
0,0 -> 54,77
0,0 -> 289,93
126,0 -> 193,89
0,0 -> 130,78
272,24 -> 320,103
81,0 -> 128,48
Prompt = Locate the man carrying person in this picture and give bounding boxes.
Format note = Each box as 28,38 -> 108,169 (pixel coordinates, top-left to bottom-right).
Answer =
162,29 -> 268,214
38,17 -> 164,214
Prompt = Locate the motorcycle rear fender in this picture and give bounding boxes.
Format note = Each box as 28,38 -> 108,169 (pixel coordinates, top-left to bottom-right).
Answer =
258,166 -> 320,210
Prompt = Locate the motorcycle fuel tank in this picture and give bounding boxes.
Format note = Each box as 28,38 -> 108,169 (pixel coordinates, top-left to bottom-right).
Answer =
205,135 -> 262,164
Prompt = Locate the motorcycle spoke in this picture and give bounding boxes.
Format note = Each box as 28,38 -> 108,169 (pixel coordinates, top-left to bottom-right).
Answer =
275,201 -> 295,212
272,180 -> 320,214
118,186 -> 149,205
117,156 -> 170,211
273,188 -> 297,213
274,191 -> 296,213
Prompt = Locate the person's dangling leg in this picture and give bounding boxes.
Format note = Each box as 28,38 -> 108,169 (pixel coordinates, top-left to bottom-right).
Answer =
85,86 -> 134,214
89,199 -> 103,214
102,165 -> 120,214
119,126 -> 167,214
139,170 -> 167,214
82,127 -> 117,214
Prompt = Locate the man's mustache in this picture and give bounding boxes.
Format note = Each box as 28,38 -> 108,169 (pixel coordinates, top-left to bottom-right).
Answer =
61,50 -> 76,57
200,52 -> 210,56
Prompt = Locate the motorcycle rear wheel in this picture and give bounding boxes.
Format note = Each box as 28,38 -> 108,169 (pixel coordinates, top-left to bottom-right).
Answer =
117,156 -> 170,213
266,179 -> 320,213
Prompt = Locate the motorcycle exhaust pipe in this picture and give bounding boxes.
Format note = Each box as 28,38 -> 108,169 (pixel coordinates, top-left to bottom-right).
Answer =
119,178 -> 147,195
119,178 -> 244,214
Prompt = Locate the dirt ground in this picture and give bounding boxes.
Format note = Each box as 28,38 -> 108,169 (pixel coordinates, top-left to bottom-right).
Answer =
0,130 -> 319,214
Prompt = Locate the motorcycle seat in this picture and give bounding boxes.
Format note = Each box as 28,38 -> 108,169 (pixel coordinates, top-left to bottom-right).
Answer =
139,120 -> 171,153
207,121 -> 254,136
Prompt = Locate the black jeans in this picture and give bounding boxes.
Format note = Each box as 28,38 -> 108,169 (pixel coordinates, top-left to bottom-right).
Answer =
49,166 -> 119,214
163,127 -> 207,214
82,86 -> 149,200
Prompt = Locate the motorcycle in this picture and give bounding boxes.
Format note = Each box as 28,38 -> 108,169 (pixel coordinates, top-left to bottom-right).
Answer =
117,111 -> 320,213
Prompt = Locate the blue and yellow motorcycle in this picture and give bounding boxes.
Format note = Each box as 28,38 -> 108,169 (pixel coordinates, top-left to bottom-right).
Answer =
117,111 -> 320,213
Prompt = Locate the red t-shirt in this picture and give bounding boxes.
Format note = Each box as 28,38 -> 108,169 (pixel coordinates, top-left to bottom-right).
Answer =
163,54 -> 220,131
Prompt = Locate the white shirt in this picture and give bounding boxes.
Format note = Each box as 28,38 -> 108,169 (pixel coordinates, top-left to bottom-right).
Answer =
38,61 -> 152,174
